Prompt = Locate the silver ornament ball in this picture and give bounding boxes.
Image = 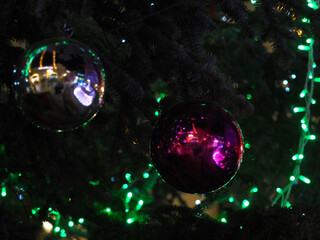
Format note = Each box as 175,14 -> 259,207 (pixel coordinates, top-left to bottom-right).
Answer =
14,38 -> 106,131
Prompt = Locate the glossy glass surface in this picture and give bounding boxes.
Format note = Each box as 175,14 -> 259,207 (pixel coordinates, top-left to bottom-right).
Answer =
14,38 -> 105,131
151,101 -> 243,193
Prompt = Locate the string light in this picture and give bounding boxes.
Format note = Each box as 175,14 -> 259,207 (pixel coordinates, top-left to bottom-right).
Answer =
125,173 -> 132,182
302,17 -> 310,23
68,221 -> 74,227
126,192 -> 133,203
293,107 -> 305,113
242,199 -> 250,208
250,187 -> 258,193
299,175 -> 311,184
136,200 -> 144,211
78,218 -> 84,224
273,6 -> 317,206
298,45 -> 310,51
1,187 -> 6,197
127,218 -> 134,224
60,229 -> 67,238
305,135 -> 316,140
299,89 -> 307,98
221,218 -> 227,223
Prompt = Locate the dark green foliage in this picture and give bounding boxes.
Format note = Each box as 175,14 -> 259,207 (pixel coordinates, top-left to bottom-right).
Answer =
0,0 -> 319,239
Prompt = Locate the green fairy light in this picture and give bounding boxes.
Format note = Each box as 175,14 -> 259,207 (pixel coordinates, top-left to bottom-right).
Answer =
143,172 -> 149,179
311,99 -> 316,104
155,111 -> 159,116
229,197 -> 234,203
293,107 -> 305,113
306,38 -> 313,44
309,72 -> 313,79
126,192 -> 133,203
242,199 -> 250,208
221,218 -> 227,223
306,135 -> 316,140
276,187 -> 282,193
122,184 -> 129,189
300,89 -> 307,98
246,94 -> 252,100
31,207 -> 40,215
127,218 -> 134,224
251,0 -> 257,4
245,143 -> 251,149
136,200 -> 144,211
1,187 -> 6,197
286,202 -> 291,208
125,173 -> 132,182
313,63 -> 317,68
290,176 -> 295,181
78,218 -> 84,224
298,45 -> 311,51
308,2 -> 319,9
60,229 -> 67,238
314,77 -> 320,82
302,17 -> 310,23
125,208 -> 129,213
299,175 -> 311,184
89,180 -> 100,186
298,154 -> 304,160
160,93 -> 165,98
68,221 -> 74,227
157,97 -> 161,103
54,227 -> 60,232
250,187 -> 258,193
301,123 -> 308,132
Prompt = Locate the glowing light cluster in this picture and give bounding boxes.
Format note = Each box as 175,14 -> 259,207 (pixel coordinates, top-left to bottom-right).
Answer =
273,2 -> 317,207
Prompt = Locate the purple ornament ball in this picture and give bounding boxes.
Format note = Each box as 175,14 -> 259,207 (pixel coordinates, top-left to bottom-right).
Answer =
150,101 -> 244,194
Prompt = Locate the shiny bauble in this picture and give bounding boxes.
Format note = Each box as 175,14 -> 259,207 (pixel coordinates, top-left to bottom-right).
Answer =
151,101 -> 244,194
14,38 -> 105,131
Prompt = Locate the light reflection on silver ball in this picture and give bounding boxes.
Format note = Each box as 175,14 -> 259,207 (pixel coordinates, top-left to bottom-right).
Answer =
14,38 -> 105,131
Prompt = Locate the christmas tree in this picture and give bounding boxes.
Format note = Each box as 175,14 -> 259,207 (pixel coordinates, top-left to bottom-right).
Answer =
1,0 -> 320,239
